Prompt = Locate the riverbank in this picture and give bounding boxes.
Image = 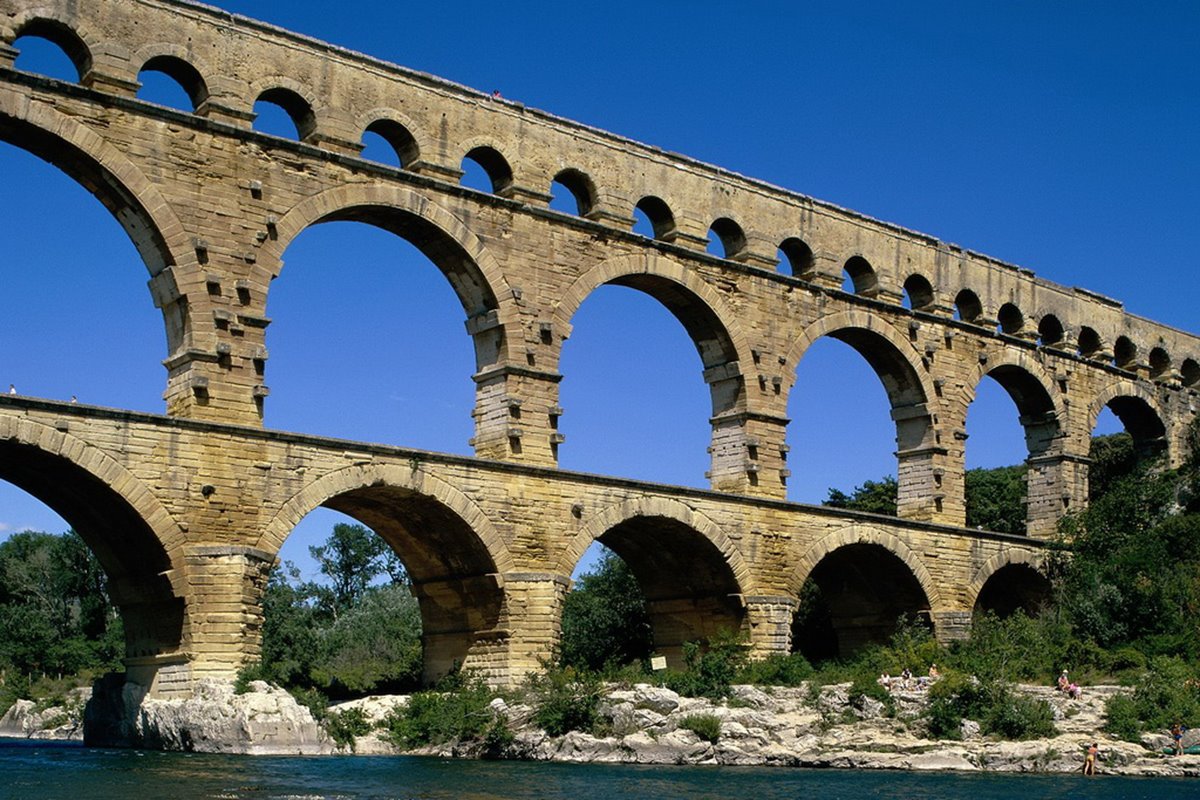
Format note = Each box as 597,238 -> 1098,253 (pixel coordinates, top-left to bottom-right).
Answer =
5,679 -> 1199,777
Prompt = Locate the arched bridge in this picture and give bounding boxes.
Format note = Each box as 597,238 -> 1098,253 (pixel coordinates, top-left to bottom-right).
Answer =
0,0 -> 1196,694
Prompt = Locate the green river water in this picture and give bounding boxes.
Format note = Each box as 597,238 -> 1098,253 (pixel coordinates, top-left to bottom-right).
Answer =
1,738 -> 1190,800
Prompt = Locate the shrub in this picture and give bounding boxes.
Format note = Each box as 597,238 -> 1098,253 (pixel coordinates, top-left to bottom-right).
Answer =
737,653 -> 812,687
526,666 -> 602,736
382,675 -> 502,749
1104,693 -> 1141,742
985,692 -> 1055,740
680,713 -> 721,744
324,706 -> 373,750
664,633 -> 748,700
923,671 -> 1052,741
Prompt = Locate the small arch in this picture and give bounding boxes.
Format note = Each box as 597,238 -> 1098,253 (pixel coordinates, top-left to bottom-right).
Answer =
843,256 -> 878,297
778,237 -> 814,277
12,18 -> 92,82
1149,347 -> 1171,380
1181,358 -> 1200,388
1077,327 -> 1103,358
954,289 -> 983,323
138,55 -> 207,112
549,168 -> 596,217
633,196 -> 676,241
461,145 -> 513,195
363,118 -> 419,169
997,303 -> 1024,335
1037,314 -> 1065,347
707,217 -> 747,260
254,86 -> 316,141
1114,336 -> 1138,370
902,274 -> 935,311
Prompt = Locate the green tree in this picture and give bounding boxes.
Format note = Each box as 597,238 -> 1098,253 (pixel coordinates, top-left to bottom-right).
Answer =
964,465 -> 1025,534
559,550 -> 652,672
824,476 -> 897,516
309,523 -> 399,617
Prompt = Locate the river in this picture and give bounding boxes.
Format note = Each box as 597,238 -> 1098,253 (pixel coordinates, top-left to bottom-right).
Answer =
0,738 -> 1187,799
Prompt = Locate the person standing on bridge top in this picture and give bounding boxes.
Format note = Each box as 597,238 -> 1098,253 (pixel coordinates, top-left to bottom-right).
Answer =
7,384 -> 14,395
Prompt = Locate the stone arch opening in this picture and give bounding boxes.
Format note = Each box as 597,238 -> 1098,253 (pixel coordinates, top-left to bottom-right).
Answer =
461,146 -> 514,195
843,256 -> 878,297
557,269 -> 743,484
1038,314 -> 1065,347
254,87 -> 316,141
0,434 -> 186,688
0,106 -> 191,410
997,303 -> 1024,336
549,168 -> 596,217
581,514 -> 747,666
966,362 -> 1062,535
778,237 -> 814,278
138,55 -> 208,112
903,274 -> 935,311
954,289 -> 983,323
707,217 -> 746,260
11,18 -> 91,82
787,317 -> 935,516
266,473 -> 508,685
793,543 -> 932,661
1078,326 -> 1103,358
362,119 -> 419,169
1182,358 -> 1200,388
1114,336 -> 1138,370
973,563 -> 1052,618
264,204 -> 503,444
633,196 -> 676,241
1091,389 -> 1168,462
1149,347 -> 1171,380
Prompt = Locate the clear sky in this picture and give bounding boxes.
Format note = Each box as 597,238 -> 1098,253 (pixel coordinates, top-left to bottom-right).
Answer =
0,1 -> 1195,578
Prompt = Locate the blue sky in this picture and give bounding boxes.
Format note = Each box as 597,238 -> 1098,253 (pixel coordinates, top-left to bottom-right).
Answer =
0,1 -> 1195,578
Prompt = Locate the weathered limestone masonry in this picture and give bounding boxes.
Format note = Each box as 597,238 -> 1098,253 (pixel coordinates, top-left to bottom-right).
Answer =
0,0 -> 1196,697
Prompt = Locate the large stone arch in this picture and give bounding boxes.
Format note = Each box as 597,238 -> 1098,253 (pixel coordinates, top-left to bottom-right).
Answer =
790,524 -> 942,659
558,495 -> 753,592
564,495 -> 754,664
0,87 -> 193,277
790,524 -> 941,606
261,183 -> 517,328
963,351 -> 1064,421
966,549 -> 1049,612
0,412 -> 189,689
258,462 -> 512,572
259,461 -> 513,682
1087,378 -> 1168,454
550,252 -> 753,428
785,311 -> 937,432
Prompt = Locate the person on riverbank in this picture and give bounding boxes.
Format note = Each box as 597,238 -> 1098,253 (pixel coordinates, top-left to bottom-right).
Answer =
1082,742 -> 1098,776
1057,670 -> 1070,692
1171,722 -> 1187,755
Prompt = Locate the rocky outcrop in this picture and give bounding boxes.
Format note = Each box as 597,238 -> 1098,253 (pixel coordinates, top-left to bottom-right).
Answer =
0,688 -> 89,741
84,676 -> 332,754
342,681 -> 1200,777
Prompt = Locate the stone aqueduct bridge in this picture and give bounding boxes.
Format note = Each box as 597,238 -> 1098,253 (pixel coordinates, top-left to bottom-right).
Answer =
0,0 -> 1197,695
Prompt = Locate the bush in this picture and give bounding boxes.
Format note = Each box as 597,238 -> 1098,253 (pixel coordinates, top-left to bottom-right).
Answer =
664,633 -> 748,700
526,666 -> 602,736
679,713 -> 722,743
1104,693 -> 1141,742
382,675 -> 503,750
923,671 -> 1052,741
1103,656 -> 1200,740
324,706 -> 373,750
737,653 -> 813,687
